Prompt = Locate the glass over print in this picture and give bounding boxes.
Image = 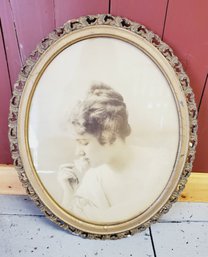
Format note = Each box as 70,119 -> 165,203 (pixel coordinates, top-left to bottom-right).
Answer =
29,37 -> 179,223
9,15 -> 197,238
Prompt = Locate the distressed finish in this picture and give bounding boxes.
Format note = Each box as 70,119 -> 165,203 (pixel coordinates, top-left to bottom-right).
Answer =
163,0 -> 208,106
160,202 -> 208,222
0,195 -> 208,256
0,0 -> 22,86
0,0 -> 109,164
194,77 -> 208,171
0,165 -> 25,195
0,0 -> 207,172
111,0 -> 168,37
1,194 -> 208,221
2,166 -> 208,203
10,0 -> 55,62
0,195 -> 42,216
0,23 -> 12,164
54,0 -> 109,27
162,0 -> 208,172
0,215 -> 153,257
151,223 -> 208,257
8,14 -> 197,239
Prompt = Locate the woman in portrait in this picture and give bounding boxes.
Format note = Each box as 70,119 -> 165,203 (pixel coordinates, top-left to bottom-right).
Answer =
58,84 -> 147,222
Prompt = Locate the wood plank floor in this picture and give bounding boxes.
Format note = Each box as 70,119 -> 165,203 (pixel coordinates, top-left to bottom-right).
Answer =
0,195 -> 208,257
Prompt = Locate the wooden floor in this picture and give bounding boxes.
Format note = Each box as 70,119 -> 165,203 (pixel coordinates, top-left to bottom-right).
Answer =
0,195 -> 208,257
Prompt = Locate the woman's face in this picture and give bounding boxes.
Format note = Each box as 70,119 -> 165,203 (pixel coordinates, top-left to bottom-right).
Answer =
74,133 -> 114,168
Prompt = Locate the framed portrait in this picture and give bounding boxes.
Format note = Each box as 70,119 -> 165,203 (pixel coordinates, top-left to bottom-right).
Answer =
9,14 -> 197,239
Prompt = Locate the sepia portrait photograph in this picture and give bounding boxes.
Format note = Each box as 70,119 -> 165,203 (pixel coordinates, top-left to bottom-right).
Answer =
27,36 -> 180,224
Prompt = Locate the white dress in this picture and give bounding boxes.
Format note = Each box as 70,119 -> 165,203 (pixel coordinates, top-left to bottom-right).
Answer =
61,158 -> 146,223
59,146 -> 175,223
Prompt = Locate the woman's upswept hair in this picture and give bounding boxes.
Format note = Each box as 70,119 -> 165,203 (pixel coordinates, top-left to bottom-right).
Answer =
71,84 -> 131,145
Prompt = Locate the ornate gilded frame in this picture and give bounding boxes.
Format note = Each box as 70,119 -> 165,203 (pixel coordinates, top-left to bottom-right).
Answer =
8,14 -> 197,239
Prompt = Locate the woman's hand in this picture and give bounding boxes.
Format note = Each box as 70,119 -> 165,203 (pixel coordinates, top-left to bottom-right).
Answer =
57,160 -> 89,210
57,163 -> 79,208
57,163 -> 79,192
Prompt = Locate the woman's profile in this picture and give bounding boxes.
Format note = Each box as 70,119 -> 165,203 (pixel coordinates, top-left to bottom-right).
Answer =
57,84 -> 145,222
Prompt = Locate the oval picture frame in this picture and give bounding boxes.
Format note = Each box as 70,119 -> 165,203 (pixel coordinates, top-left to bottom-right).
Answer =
9,14 -> 197,239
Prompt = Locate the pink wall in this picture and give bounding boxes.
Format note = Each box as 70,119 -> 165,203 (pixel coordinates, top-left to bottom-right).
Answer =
0,0 -> 208,172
